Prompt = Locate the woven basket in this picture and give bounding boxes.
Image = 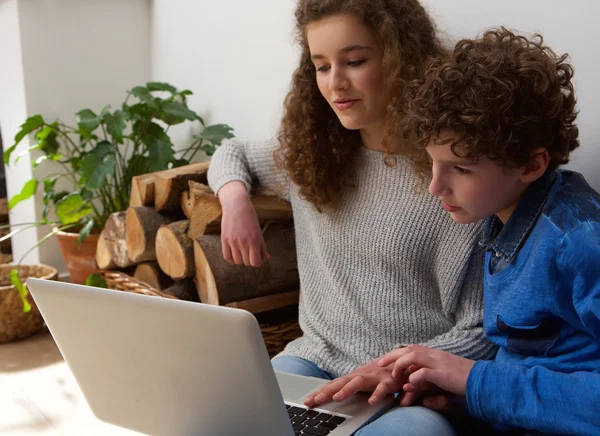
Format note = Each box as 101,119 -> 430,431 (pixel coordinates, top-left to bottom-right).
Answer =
101,271 -> 302,357
0,264 -> 58,344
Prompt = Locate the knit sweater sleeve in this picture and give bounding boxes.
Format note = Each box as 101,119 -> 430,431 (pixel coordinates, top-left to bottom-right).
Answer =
207,137 -> 290,200
416,246 -> 498,360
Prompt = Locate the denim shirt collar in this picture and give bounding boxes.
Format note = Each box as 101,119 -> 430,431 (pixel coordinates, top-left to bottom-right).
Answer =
480,170 -> 559,266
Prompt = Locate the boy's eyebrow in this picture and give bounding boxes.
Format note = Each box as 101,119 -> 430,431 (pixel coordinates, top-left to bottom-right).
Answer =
311,45 -> 373,61
435,158 -> 479,166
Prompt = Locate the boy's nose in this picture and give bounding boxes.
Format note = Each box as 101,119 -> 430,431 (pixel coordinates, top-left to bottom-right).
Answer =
429,173 -> 450,197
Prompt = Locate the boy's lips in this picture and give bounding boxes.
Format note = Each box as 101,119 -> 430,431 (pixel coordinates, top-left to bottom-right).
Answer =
442,202 -> 461,212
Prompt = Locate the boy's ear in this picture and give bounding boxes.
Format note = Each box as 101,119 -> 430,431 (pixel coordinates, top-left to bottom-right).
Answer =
520,148 -> 550,184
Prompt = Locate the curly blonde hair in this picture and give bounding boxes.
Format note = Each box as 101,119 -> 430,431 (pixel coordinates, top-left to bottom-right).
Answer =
401,27 -> 579,177
275,0 -> 443,211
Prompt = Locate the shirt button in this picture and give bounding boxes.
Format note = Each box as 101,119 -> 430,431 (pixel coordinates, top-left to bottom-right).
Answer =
495,252 -> 501,257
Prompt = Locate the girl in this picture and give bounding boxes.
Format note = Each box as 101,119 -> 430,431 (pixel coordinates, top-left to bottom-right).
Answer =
207,1 -> 495,434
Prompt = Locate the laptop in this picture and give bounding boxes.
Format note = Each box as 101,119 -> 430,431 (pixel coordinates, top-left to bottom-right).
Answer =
26,278 -> 395,436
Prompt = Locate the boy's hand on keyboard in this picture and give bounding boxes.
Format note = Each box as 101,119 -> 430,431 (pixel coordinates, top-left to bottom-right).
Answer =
304,359 -> 405,408
377,344 -> 475,398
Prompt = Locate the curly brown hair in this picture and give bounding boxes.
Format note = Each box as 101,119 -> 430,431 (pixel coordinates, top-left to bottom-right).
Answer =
275,0 -> 443,211
401,27 -> 579,177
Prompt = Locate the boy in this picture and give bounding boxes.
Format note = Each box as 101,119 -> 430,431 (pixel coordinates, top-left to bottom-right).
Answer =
307,28 -> 600,435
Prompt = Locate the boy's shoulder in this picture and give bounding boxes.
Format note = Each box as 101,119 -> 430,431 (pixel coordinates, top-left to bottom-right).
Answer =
541,170 -> 600,235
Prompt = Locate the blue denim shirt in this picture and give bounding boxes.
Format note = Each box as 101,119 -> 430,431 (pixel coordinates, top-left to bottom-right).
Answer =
466,170 -> 600,435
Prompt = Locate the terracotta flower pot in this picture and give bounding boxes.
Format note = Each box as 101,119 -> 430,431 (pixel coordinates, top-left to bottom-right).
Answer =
0,264 -> 58,343
54,226 -> 100,284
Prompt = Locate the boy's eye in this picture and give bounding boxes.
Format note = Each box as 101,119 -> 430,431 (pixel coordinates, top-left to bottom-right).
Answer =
454,166 -> 470,175
348,59 -> 366,67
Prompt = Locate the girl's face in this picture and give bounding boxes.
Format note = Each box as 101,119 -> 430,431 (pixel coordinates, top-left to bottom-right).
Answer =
306,13 -> 387,134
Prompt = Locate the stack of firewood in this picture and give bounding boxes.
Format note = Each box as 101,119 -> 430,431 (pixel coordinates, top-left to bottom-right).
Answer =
95,162 -> 300,314
0,198 -> 12,264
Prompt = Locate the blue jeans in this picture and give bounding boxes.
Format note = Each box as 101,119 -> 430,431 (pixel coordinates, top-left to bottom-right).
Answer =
272,356 -> 456,436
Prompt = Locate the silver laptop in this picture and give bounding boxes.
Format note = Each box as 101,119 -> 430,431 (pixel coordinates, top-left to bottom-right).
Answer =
27,278 -> 394,436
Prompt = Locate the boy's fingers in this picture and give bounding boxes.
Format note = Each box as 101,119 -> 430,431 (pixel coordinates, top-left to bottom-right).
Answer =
422,395 -> 450,411
408,368 -> 445,392
400,390 -> 419,407
392,351 -> 436,378
378,347 -> 410,367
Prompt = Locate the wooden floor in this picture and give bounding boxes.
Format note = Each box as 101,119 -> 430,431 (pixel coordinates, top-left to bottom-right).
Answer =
0,330 -> 142,435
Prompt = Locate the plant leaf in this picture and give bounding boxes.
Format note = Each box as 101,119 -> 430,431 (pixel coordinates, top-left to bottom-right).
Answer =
77,109 -> 99,138
85,273 -> 107,288
5,115 -> 45,164
143,123 -> 174,171
105,109 -> 126,144
199,124 -> 235,147
77,218 -> 94,245
161,102 -> 199,123
36,123 -> 60,155
92,140 -> 114,158
55,193 -> 92,224
130,86 -> 153,102
171,158 -> 189,168
10,269 -> 31,313
79,153 -> 116,190
8,179 -> 38,210
146,82 -> 177,94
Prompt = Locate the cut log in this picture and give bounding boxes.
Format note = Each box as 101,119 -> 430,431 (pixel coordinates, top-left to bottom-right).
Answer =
180,190 -> 194,220
154,161 -> 210,212
133,262 -> 173,290
162,279 -> 199,302
187,182 -> 222,238
224,290 -> 300,314
155,220 -> 194,279
95,229 -> 116,270
193,221 -> 298,306
136,174 -> 155,206
187,181 -> 293,239
125,206 -> 172,263
129,177 -> 143,207
104,212 -> 134,268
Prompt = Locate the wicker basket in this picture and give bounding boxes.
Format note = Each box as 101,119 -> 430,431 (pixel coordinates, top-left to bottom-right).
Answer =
101,271 -> 302,357
0,264 -> 58,344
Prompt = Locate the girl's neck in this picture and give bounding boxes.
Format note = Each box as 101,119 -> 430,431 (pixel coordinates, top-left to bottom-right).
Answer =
360,123 -> 402,153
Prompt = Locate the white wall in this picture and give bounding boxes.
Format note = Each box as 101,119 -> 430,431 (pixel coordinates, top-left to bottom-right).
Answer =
151,0 -> 298,142
0,0 -> 39,266
151,0 -> 600,190
0,0 -> 151,274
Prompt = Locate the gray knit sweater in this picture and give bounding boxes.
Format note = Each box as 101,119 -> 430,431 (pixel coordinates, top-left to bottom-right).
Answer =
208,138 -> 496,377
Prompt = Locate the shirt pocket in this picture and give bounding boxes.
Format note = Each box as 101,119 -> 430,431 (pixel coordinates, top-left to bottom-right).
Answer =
496,315 -> 561,356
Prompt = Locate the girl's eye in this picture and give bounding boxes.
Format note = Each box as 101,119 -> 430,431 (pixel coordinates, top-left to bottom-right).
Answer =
316,65 -> 330,73
348,59 -> 366,67
454,166 -> 470,175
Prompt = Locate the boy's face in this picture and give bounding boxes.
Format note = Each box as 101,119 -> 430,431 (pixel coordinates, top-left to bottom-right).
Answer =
426,140 -> 529,224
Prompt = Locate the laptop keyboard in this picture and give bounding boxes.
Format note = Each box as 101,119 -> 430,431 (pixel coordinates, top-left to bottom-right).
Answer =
286,403 -> 347,435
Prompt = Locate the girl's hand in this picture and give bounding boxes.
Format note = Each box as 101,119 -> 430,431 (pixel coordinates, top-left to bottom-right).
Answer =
218,181 -> 270,267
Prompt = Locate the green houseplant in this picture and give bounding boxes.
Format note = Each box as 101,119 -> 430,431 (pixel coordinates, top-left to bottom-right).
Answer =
1,82 -> 233,309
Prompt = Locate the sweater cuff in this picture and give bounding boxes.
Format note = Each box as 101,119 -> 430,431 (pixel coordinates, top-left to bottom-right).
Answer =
212,174 -> 252,197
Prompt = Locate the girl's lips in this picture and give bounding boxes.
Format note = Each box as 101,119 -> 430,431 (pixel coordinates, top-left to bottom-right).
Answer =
442,202 -> 461,212
334,99 -> 358,110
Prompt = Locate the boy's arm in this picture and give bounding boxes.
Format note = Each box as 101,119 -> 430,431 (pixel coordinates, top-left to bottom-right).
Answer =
467,362 -> 600,435
467,223 -> 600,435
207,137 -> 290,200
415,247 -> 498,360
